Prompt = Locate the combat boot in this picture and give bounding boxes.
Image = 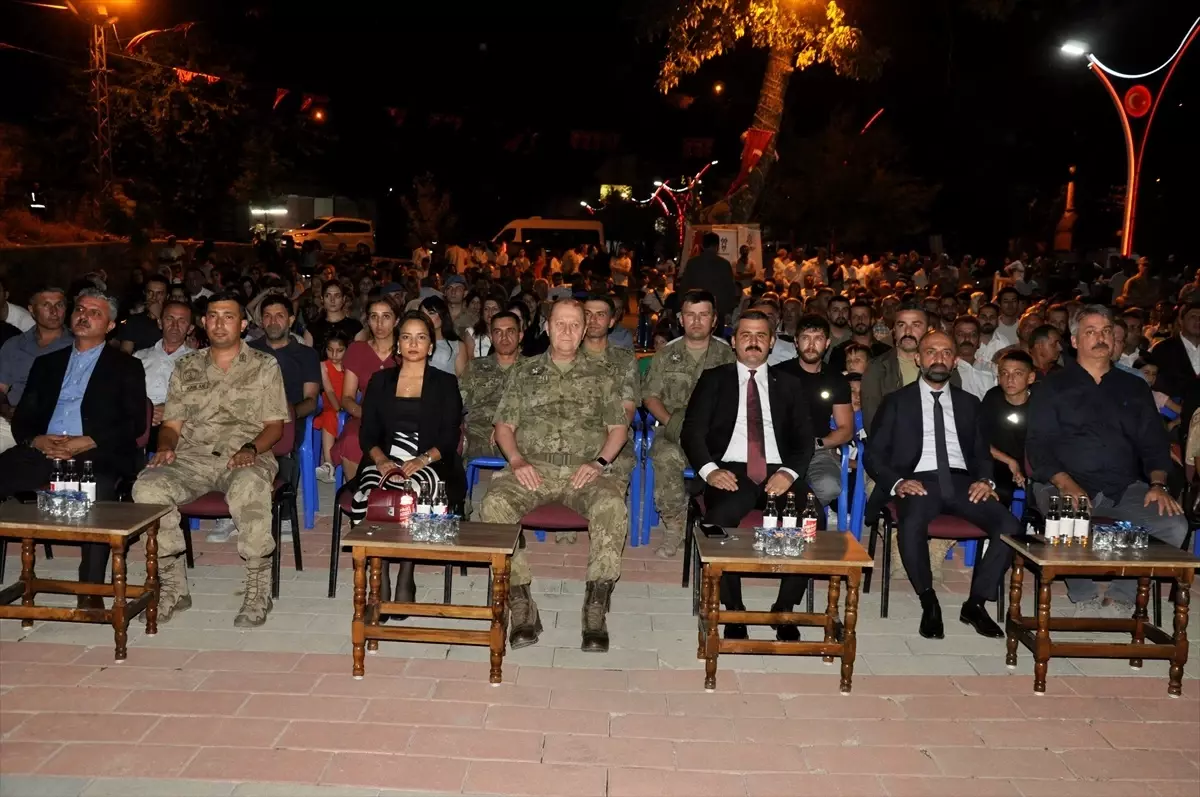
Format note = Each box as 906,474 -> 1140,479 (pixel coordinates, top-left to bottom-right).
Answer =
507,584 -> 543,649
152,554 -> 192,624
581,581 -> 614,653
233,559 -> 273,628
556,531 -> 578,545
654,517 -> 686,559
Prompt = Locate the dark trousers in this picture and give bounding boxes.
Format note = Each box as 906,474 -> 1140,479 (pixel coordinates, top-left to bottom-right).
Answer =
894,471 -> 1018,601
0,445 -> 118,583
701,462 -> 808,610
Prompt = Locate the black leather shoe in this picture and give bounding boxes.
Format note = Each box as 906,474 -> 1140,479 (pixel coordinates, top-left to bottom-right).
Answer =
769,603 -> 800,642
723,623 -> 748,640
77,595 -> 104,611
960,600 -> 1004,638
918,590 -> 945,639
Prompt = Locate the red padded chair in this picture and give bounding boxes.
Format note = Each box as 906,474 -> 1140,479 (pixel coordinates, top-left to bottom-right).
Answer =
865,502 -> 1005,621
178,413 -> 302,599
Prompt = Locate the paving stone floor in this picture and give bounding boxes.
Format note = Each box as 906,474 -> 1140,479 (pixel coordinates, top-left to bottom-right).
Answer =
1,481 -> 1197,796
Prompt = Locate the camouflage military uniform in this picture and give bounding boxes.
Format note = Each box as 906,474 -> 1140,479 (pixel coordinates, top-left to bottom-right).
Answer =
132,344 -> 289,623
644,337 -> 735,553
480,351 -> 628,587
459,354 -> 521,461
581,344 -> 639,485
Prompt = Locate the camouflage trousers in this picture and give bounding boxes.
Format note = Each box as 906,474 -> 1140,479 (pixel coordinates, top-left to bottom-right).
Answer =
649,437 -> 690,543
464,431 -> 498,464
132,452 -> 279,562
480,464 -> 627,587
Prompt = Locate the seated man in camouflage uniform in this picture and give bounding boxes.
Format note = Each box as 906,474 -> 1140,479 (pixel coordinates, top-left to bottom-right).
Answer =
643,289 -> 735,557
569,293 -> 640,544
459,311 -> 523,461
132,291 -> 290,628
481,300 -> 629,653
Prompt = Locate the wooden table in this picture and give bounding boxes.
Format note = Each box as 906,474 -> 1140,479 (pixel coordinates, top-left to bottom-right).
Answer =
342,521 -> 520,684
0,501 -> 170,661
1002,534 -> 1199,697
695,530 -> 874,693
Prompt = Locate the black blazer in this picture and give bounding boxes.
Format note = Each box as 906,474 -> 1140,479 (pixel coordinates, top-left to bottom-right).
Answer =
681,362 -> 814,478
1149,335 -> 1198,399
865,381 -> 992,492
359,363 -> 465,502
13,344 -> 148,478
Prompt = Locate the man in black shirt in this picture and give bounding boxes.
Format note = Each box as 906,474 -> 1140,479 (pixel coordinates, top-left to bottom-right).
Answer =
1027,305 -> 1186,615
304,280 -> 363,355
777,315 -> 854,513
116,275 -> 169,354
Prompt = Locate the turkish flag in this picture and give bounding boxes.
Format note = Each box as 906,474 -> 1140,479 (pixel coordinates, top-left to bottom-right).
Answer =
728,128 -> 773,195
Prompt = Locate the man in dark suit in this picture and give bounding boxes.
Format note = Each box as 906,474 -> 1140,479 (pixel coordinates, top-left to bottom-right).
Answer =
0,289 -> 148,603
867,330 -> 1016,640
1149,301 -> 1200,408
682,310 -> 814,641
678,232 -> 740,324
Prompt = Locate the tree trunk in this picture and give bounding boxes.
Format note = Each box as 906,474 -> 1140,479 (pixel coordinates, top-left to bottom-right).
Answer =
731,42 -> 796,224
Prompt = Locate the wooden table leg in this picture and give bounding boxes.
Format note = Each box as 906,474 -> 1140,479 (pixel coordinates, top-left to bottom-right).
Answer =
696,564 -> 710,659
840,569 -> 862,695
1006,555 -> 1024,669
1168,571 -> 1192,698
351,548 -> 366,679
367,557 -> 382,654
489,554 -> 511,685
1131,576 -> 1150,669
144,522 -> 160,636
1033,575 -> 1053,694
111,544 -> 128,662
20,539 -> 35,629
823,575 -> 842,665
703,565 -> 720,692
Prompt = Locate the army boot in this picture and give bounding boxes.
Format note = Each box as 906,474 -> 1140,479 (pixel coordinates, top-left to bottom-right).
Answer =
507,584 -> 543,649
581,581 -> 614,653
654,515 -> 686,559
233,559 -> 273,628
556,531 -> 578,545
152,554 -> 192,624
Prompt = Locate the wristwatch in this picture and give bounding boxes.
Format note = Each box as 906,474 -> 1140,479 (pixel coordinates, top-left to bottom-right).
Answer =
814,438 -> 826,450
239,443 -> 257,455
594,456 -> 610,470
1149,481 -> 1168,491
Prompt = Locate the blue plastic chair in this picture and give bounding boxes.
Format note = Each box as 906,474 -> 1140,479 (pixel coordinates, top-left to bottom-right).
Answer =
297,414 -> 317,530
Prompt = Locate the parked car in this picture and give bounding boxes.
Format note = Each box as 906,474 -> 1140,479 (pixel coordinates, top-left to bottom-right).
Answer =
280,217 -> 375,254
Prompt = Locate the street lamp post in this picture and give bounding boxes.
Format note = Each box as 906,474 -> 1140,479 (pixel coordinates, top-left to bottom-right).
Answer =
1061,17 -> 1198,257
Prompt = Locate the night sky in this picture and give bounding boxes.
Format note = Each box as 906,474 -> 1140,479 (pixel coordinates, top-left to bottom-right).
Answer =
2,0 -> 1196,259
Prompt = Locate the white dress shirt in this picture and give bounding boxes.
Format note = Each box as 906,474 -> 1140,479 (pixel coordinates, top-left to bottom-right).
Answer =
1181,336 -> 1200,376
767,338 -> 797,367
975,330 -> 1015,365
5,303 -> 34,332
955,358 -> 997,401
915,379 -> 968,473
135,340 -> 194,404
698,362 -> 798,482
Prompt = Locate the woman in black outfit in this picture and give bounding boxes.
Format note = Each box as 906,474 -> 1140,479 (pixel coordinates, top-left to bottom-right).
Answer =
352,311 -> 465,608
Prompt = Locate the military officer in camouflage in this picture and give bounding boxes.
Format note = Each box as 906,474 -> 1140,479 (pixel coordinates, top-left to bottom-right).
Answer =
643,289 -> 735,557
459,311 -> 523,460
481,299 -> 629,653
132,291 -> 290,628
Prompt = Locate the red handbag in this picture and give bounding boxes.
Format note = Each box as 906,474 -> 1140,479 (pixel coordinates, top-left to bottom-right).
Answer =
365,474 -> 417,523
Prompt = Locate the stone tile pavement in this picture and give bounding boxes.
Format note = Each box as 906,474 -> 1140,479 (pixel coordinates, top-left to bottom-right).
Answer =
1,494 -> 1197,796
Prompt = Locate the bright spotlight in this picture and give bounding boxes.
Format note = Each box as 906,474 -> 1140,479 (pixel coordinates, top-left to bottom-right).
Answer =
1060,41 -> 1088,57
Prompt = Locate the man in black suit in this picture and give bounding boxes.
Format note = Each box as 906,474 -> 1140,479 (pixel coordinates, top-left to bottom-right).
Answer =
681,310 -> 814,641
0,289 -> 148,603
866,330 -> 1016,640
678,232 -> 741,324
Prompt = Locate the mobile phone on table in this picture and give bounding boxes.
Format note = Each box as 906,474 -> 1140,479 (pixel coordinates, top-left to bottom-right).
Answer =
700,523 -> 729,539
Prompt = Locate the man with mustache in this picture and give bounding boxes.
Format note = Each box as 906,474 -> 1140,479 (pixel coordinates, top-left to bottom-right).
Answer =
681,311 -> 814,640
1027,306 -> 1186,617
866,330 -> 1017,639
861,303 -> 961,434
974,303 -> 1015,365
0,289 -> 148,604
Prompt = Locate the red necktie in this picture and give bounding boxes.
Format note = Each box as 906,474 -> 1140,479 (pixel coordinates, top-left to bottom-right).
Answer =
746,369 -> 767,484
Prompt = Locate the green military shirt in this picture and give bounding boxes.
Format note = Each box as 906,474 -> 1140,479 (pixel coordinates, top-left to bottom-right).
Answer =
164,343 -> 290,458
644,336 -> 736,415
459,354 -> 521,454
494,351 -> 626,462
581,344 -> 640,409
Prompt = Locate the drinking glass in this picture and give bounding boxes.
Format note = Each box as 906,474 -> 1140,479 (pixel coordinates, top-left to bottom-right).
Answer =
36,490 -> 53,515
66,492 -> 89,520
444,516 -> 460,541
764,530 -> 783,557
1133,529 -> 1150,549
427,517 -> 448,543
752,527 -> 766,552
782,530 -> 802,557
49,491 -> 69,519
1090,529 -> 1112,552
409,515 -> 429,542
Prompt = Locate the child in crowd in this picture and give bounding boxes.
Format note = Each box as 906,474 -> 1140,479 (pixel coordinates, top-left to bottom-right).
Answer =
315,330 -> 350,483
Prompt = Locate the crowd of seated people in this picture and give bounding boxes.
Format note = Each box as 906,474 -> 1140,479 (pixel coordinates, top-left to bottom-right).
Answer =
0,235 -> 1196,649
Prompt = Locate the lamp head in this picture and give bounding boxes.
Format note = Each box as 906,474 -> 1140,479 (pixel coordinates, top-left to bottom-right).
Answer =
1060,41 -> 1088,58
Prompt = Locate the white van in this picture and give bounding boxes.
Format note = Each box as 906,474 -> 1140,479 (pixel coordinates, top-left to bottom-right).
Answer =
492,218 -> 605,253
280,217 -> 376,254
